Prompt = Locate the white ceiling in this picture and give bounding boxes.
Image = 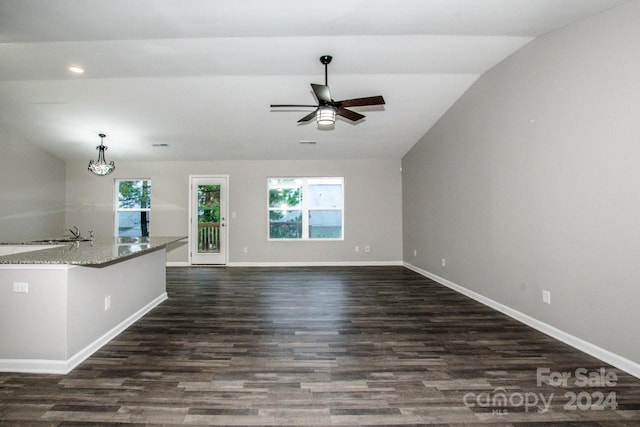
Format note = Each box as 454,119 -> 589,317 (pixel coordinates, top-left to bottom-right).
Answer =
0,0 -> 628,161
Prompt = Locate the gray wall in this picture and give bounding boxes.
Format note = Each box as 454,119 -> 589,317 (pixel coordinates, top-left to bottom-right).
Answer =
67,249 -> 166,356
65,158 -> 403,264
402,1 -> 640,364
0,125 -> 66,241
0,267 -> 67,359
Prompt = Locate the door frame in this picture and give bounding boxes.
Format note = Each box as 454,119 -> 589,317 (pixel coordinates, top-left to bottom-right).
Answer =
188,174 -> 229,265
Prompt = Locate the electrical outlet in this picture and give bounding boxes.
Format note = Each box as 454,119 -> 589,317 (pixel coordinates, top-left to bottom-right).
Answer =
364,246 -> 371,253
243,246 -> 248,253
13,282 -> 28,293
104,295 -> 111,311
542,290 -> 551,304
355,246 -> 360,253
441,258 -> 446,267
413,249 -> 417,257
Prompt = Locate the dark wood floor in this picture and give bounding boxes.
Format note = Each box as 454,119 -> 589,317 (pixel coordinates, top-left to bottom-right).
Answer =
1,266 -> 639,425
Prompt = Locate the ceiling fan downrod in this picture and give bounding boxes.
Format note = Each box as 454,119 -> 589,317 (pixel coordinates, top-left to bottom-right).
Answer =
320,55 -> 332,86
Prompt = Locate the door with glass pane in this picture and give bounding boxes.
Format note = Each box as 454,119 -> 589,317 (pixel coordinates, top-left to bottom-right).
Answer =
189,175 -> 228,264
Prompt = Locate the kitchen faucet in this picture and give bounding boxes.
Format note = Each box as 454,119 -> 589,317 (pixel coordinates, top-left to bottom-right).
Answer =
63,226 -> 81,239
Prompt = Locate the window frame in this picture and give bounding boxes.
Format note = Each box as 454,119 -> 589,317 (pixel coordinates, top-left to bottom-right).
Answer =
267,176 -> 344,241
114,178 -> 152,238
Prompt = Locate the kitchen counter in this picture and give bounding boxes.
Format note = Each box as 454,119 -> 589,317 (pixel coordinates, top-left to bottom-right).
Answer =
0,236 -> 186,374
0,236 -> 186,267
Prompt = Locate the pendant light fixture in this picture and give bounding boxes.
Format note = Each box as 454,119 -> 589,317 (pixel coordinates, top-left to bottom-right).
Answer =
88,133 -> 115,176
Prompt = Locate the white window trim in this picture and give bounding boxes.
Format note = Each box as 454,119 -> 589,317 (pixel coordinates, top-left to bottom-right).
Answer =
114,178 -> 152,237
267,177 -> 344,241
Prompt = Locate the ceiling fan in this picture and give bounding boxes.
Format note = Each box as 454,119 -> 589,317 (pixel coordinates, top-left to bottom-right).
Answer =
270,55 -> 385,126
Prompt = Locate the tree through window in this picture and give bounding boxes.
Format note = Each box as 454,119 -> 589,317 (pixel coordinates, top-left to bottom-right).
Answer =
116,179 -> 151,237
268,177 -> 343,240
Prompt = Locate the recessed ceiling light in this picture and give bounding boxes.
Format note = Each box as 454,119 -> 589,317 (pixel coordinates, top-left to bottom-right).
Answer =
68,66 -> 84,74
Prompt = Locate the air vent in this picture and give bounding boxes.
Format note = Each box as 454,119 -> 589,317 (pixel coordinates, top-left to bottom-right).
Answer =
299,140 -> 317,145
152,143 -> 169,147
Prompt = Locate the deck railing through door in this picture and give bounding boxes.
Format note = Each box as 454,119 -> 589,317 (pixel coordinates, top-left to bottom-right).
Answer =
198,222 -> 220,252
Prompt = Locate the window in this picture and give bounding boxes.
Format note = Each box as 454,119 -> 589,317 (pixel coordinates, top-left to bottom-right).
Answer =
268,177 -> 343,240
116,179 -> 151,237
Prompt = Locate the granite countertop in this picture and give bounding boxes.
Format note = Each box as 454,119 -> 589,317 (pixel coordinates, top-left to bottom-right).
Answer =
0,236 -> 186,267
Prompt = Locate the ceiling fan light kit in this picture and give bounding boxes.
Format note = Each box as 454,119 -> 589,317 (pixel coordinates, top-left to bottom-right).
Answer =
270,55 -> 385,128
317,106 -> 337,126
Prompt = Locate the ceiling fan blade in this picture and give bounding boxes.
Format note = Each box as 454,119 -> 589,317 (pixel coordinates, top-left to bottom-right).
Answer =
336,95 -> 385,108
337,108 -> 365,122
311,84 -> 332,103
297,109 -> 319,123
271,104 -> 318,108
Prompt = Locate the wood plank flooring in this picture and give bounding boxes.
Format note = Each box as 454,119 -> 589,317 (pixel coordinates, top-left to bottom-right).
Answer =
1,266 -> 639,425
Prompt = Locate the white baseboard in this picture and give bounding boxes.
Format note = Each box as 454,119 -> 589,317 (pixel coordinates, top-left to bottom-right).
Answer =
168,261 -> 404,268
227,261 -> 404,267
166,261 -> 190,267
0,358 -> 68,375
0,293 -> 168,375
404,262 -> 640,379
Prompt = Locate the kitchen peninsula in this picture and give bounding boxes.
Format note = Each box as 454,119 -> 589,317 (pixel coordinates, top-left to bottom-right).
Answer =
0,236 -> 185,374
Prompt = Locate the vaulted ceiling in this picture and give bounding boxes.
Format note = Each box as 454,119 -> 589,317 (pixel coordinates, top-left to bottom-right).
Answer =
0,0 -> 627,161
